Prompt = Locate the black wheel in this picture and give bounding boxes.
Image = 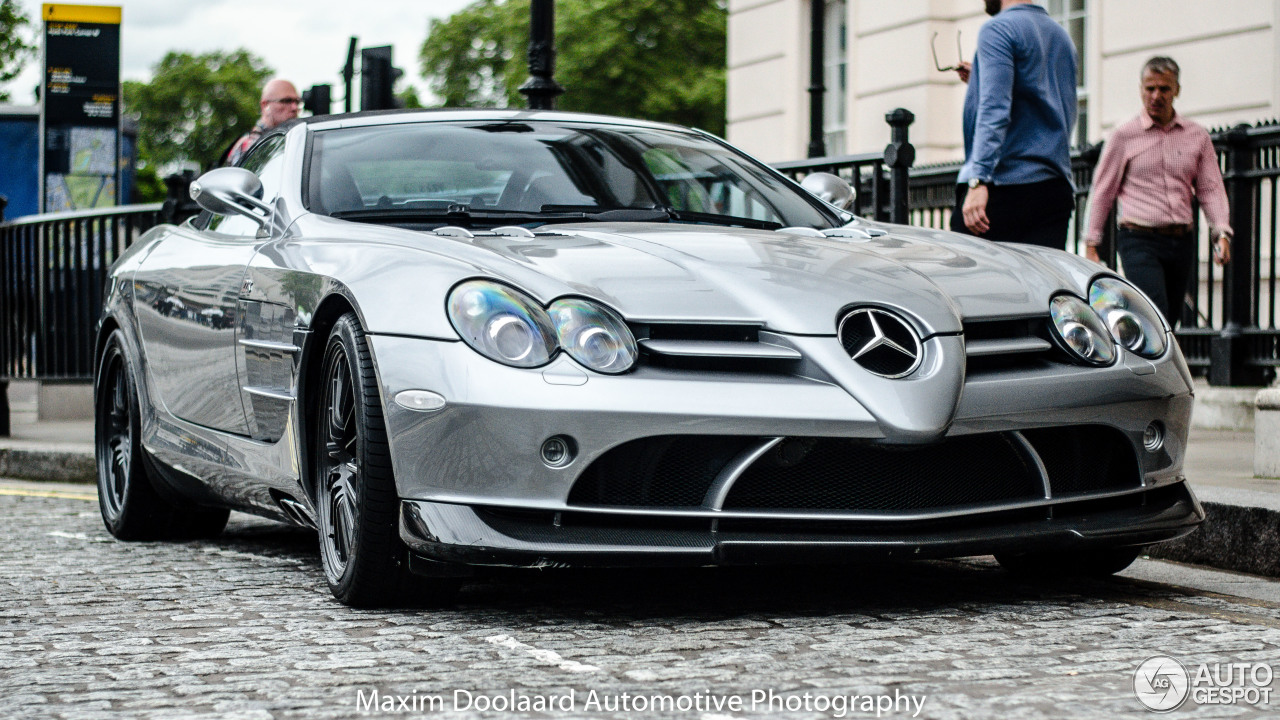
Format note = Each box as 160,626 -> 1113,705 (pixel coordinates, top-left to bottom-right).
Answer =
314,313 -> 458,607
995,546 -> 1143,578
95,330 -> 229,540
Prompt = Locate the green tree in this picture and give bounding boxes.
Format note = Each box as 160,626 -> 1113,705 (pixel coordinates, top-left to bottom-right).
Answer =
420,0 -> 726,134
0,0 -> 34,102
130,163 -> 166,203
397,85 -> 424,109
123,50 -> 272,171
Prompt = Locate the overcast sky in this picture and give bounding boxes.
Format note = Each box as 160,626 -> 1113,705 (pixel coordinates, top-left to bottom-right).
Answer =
3,0 -> 478,106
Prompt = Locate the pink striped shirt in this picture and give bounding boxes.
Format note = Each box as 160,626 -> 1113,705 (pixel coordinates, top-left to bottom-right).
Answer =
1084,113 -> 1231,246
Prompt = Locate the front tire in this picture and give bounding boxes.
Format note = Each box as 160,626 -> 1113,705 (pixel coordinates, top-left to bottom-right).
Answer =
314,313 -> 457,607
94,329 -> 229,540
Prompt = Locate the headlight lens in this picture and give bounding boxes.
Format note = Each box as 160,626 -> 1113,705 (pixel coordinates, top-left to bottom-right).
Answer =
1089,277 -> 1168,359
1049,294 -> 1116,366
447,281 -> 556,367
549,298 -> 637,374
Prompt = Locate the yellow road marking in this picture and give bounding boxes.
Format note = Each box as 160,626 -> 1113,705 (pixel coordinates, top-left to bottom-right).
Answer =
0,487 -> 97,501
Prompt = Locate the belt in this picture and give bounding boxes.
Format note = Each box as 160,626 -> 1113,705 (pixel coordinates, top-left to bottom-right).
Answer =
1120,221 -> 1192,237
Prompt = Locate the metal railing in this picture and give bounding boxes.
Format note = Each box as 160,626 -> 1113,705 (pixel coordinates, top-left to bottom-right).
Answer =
777,116 -> 1280,386
0,204 -> 165,380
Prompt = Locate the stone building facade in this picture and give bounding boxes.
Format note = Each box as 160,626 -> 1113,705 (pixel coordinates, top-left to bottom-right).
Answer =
727,0 -> 1280,163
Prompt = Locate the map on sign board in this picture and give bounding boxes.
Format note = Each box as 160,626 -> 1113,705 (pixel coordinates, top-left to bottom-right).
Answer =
45,173 -> 116,211
69,127 -> 115,175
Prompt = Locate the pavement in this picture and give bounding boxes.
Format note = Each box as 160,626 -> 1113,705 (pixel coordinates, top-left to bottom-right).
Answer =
2,416 -> 1277,579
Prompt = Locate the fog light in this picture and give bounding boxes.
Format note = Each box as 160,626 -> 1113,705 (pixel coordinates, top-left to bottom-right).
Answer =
1143,422 -> 1165,452
540,436 -> 576,467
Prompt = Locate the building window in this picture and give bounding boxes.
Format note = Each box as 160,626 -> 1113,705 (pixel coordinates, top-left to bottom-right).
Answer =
1047,0 -> 1087,146
823,0 -> 847,156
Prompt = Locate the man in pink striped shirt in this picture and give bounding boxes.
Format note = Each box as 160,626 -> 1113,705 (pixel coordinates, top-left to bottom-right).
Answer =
1084,56 -> 1231,324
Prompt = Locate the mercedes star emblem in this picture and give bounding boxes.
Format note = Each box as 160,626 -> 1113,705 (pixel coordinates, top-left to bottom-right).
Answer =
838,308 -> 923,378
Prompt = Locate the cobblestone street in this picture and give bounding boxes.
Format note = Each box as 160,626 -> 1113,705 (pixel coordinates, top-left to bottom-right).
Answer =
3,486 -> 1278,719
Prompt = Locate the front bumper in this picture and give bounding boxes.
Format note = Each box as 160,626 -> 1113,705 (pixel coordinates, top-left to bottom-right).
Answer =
369,335 -> 1196,508
399,480 -> 1204,570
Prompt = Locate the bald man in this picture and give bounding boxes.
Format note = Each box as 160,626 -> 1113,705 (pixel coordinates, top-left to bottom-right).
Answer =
224,78 -> 300,166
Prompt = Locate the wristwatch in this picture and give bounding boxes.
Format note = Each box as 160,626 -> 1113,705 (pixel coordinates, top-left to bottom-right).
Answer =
968,177 -> 986,189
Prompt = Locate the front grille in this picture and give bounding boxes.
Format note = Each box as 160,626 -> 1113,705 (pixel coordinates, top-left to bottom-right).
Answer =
568,426 -> 1142,513
633,323 -> 801,374
567,436 -> 756,507
964,316 -> 1057,375
1022,425 -> 1141,495
722,435 -> 1041,511
641,324 -> 761,343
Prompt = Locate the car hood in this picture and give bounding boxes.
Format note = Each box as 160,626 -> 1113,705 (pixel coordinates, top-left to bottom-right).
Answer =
443,221 -> 1089,336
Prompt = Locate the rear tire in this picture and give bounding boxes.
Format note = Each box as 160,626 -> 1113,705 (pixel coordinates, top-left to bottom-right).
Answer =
995,546 -> 1143,578
314,313 -> 458,607
94,330 -> 229,540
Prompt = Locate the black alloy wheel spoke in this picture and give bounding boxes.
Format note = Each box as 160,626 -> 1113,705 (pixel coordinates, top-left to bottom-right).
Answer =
321,345 -> 362,580
328,466 -> 358,562
102,357 -> 131,512
327,359 -> 350,446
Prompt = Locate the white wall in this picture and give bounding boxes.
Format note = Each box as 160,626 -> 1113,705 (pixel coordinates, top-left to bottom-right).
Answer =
726,0 -> 808,162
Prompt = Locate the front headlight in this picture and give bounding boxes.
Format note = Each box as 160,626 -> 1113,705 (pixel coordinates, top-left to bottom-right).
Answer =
1049,294 -> 1116,366
549,298 -> 638,374
1089,277 -> 1168,359
447,280 -> 556,367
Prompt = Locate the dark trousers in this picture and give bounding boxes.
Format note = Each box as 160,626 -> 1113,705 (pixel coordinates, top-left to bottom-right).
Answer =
950,177 -> 1075,249
1115,227 -> 1196,326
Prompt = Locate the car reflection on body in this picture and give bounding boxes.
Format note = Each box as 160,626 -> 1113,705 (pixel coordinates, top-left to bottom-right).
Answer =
93,109 -> 1203,606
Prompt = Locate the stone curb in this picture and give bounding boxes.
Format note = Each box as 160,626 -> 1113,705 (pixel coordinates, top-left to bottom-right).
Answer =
1145,487 -> 1280,578
0,447 -> 95,484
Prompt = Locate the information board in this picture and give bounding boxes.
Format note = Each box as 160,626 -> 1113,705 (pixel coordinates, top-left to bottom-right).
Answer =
40,4 -> 122,212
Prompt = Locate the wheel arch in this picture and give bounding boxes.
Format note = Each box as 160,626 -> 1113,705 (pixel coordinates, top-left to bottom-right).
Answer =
94,316 -> 122,379
298,292 -> 360,505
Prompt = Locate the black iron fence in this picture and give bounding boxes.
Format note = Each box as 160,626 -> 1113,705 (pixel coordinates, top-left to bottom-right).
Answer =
0,204 -> 165,380
777,115 -> 1280,386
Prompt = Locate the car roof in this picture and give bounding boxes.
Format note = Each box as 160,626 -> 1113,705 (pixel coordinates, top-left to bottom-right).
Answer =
291,108 -> 700,135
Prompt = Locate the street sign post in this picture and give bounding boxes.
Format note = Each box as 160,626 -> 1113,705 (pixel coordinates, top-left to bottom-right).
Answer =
39,3 -> 122,213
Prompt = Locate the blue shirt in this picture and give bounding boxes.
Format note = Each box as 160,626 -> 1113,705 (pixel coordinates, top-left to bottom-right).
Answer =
959,4 -> 1077,188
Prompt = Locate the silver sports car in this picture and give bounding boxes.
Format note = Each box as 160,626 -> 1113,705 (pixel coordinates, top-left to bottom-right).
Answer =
95,109 -> 1202,606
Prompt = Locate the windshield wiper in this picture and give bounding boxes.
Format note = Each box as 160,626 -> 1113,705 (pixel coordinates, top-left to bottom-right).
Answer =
331,205 -> 673,225
536,204 -> 781,229
662,209 -> 783,231
331,200 -> 781,230
330,207 -> 574,223
539,205 -> 672,223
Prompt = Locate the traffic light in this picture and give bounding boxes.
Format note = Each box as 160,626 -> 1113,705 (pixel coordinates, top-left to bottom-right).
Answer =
302,84 -> 331,116
360,46 -> 403,111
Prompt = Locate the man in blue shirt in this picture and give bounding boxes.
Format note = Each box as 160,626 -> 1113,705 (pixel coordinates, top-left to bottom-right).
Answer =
951,0 -> 1078,249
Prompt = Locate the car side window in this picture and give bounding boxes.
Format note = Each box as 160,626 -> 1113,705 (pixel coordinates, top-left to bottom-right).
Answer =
207,135 -> 288,235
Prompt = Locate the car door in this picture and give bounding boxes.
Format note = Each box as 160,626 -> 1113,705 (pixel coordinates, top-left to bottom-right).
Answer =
133,136 -> 288,435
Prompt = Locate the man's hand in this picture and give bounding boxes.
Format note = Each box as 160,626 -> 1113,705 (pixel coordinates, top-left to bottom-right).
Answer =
1214,235 -> 1231,265
1084,245 -> 1103,264
962,183 -> 990,235
956,61 -> 971,84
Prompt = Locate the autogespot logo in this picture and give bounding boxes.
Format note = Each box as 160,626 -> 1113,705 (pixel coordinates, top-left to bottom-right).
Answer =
1134,655 -> 1191,712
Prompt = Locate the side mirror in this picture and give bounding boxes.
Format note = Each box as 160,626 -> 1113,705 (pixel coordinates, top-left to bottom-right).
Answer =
800,172 -> 856,211
190,167 -> 272,226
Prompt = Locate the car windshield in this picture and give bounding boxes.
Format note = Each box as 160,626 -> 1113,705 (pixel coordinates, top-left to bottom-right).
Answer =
306,119 -> 839,229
